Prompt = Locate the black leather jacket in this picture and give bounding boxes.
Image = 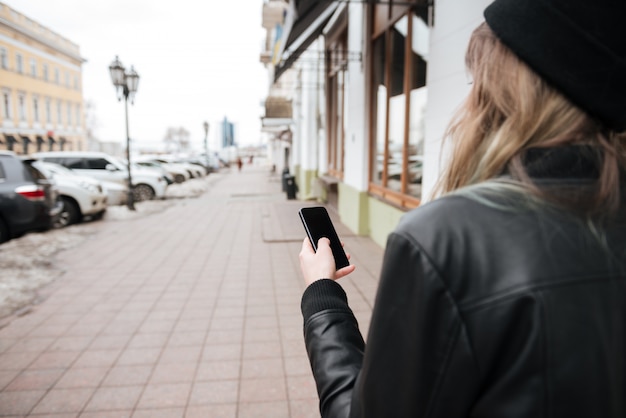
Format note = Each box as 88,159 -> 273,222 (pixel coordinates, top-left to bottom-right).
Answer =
301,188 -> 626,417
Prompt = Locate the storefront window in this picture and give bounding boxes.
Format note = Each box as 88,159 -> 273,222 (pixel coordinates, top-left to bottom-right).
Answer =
387,16 -> 408,194
369,7 -> 428,208
327,30 -> 348,179
372,35 -> 386,186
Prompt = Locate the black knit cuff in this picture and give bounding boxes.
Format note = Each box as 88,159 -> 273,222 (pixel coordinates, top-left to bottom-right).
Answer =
301,279 -> 349,321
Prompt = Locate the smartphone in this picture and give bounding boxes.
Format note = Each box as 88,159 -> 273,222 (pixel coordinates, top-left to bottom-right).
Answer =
298,206 -> 350,270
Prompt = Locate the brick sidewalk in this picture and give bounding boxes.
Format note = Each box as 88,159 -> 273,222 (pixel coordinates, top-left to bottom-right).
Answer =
0,163 -> 384,417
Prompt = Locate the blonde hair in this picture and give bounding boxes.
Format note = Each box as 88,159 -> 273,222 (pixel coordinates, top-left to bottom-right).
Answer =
435,23 -> 626,216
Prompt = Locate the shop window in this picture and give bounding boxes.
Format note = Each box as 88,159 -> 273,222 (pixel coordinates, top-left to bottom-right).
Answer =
369,6 -> 429,209
326,30 -> 348,179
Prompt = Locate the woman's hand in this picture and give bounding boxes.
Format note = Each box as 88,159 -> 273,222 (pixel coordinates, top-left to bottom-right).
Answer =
299,237 -> 356,287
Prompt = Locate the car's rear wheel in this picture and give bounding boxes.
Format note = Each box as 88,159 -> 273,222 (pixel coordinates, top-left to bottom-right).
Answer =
133,184 -> 155,201
54,197 -> 81,228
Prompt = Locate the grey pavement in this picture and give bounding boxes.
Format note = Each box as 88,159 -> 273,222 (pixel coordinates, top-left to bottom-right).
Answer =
0,163 -> 384,417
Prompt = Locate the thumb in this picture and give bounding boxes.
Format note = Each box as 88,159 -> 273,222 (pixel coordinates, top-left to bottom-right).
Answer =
317,237 -> 331,251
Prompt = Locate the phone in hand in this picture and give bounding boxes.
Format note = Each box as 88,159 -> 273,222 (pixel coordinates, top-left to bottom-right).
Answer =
298,206 -> 350,270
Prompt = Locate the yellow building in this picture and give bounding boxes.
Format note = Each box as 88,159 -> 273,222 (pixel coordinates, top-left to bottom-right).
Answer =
0,2 -> 85,154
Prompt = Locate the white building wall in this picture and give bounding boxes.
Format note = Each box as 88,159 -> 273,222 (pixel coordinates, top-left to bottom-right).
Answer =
299,39 -> 323,172
343,3 -> 368,192
421,0 -> 492,201
291,68 -> 303,172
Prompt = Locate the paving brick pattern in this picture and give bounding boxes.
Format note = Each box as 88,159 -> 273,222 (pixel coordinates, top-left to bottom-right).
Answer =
0,164 -> 384,417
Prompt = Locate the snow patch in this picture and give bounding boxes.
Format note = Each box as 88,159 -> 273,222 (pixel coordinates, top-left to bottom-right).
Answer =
0,174 -> 222,322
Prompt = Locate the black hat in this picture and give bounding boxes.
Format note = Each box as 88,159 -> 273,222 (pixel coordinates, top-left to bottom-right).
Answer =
484,0 -> 626,132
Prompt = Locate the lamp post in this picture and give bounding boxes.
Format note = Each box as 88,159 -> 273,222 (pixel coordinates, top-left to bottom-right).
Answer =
109,56 -> 140,211
203,121 -> 210,171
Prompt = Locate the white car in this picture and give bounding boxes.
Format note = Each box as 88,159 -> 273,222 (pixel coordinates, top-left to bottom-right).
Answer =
135,159 -> 190,184
33,151 -> 168,202
153,157 -> 204,179
40,162 -> 108,228
100,180 -> 128,206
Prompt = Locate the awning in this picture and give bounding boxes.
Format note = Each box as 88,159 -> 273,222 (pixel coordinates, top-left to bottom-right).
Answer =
274,0 -> 338,82
21,135 -> 31,143
4,135 -> 16,144
265,96 -> 293,119
261,117 -> 294,134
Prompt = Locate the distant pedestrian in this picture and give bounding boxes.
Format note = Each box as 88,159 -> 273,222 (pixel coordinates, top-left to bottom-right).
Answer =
236,157 -> 243,172
298,0 -> 626,417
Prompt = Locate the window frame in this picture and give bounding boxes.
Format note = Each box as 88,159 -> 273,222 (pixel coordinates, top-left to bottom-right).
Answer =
325,23 -> 349,181
367,3 -> 429,210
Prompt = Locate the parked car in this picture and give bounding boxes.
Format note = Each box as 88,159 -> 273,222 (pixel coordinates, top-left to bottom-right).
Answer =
135,158 -> 189,184
100,180 -> 128,206
152,157 -> 204,179
39,162 -> 108,228
33,151 -> 168,202
0,151 -> 62,243
180,157 -> 213,176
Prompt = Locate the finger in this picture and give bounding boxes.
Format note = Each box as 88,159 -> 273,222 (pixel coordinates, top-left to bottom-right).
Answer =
317,237 -> 331,250
335,264 -> 356,279
300,237 -> 314,258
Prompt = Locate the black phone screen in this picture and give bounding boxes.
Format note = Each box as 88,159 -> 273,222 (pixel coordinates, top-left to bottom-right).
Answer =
298,206 -> 350,270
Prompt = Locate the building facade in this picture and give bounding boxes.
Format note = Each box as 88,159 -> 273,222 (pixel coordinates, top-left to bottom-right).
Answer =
261,0 -> 491,247
0,2 -> 86,155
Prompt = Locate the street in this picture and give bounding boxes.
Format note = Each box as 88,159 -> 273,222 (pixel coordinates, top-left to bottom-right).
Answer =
0,163 -> 384,417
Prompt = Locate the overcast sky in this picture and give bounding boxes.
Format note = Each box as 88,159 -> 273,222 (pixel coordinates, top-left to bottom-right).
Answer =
7,0 -> 268,153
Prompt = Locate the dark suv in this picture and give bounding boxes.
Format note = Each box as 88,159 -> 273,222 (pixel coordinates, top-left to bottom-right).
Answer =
0,151 -> 62,243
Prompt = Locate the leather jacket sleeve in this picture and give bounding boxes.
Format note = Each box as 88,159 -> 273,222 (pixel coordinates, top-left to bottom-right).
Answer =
301,279 -> 365,417
302,232 -> 480,417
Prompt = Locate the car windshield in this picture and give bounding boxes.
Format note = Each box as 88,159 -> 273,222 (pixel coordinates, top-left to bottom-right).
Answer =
108,156 -> 128,170
28,160 -> 52,180
42,162 -> 76,176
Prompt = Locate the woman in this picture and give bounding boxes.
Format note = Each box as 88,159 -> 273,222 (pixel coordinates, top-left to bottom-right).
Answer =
299,0 -> 626,416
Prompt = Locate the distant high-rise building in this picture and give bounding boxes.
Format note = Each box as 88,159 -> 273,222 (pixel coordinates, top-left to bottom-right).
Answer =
0,2 -> 86,154
221,116 -> 235,148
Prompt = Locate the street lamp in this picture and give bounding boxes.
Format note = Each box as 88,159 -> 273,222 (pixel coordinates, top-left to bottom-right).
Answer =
203,121 -> 210,170
109,55 -> 140,211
